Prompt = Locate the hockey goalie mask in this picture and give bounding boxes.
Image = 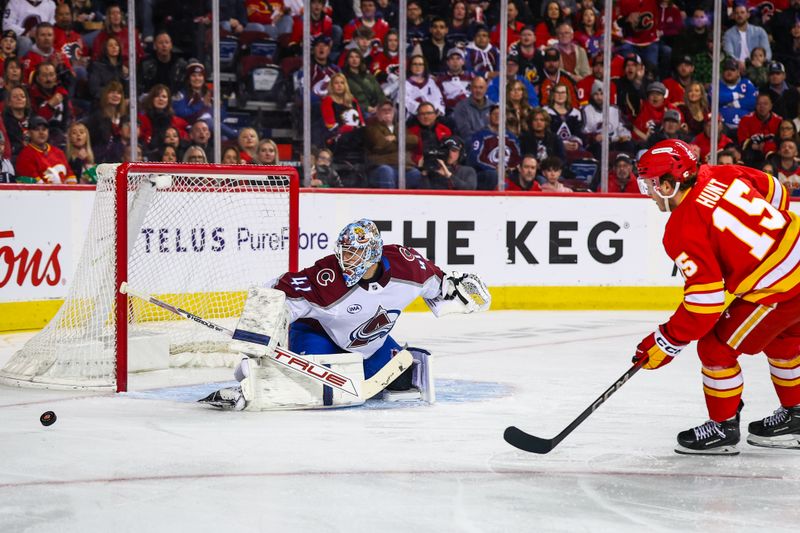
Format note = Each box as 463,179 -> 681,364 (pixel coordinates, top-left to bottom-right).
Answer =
335,219 -> 383,287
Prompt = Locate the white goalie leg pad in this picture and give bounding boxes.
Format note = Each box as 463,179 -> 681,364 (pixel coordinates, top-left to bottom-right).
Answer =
382,347 -> 436,404
240,353 -> 366,411
229,286 -> 290,357
426,272 -> 491,317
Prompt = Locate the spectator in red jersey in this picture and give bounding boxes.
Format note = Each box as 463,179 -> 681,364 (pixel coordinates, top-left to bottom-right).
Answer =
2,85 -> 30,160
21,23 -> 74,92
52,2 -> 88,88
663,55 -> 696,106
320,72 -> 365,150
343,0 -> 389,47
535,1 -> 564,51
338,26 -> 376,70
137,83 -> 189,154
573,8 -> 603,58
84,80 -> 129,164
244,0 -> 293,39
692,112 -> 735,162
370,29 -> 400,100
237,127 -> 260,163
616,0 -> 668,77
607,153 -> 639,194
288,0 -> 339,49
576,53 -> 616,107
538,47 -> 578,105
505,154 -> 542,191
738,93 -> 783,167
646,108 -> 693,148
490,1 -> 525,49
88,36 -> 128,102
28,61 -> 72,149
657,0 -> 684,51
553,22 -> 589,83
632,82 -> 675,144
16,115 -> 75,184
90,4 -> 144,65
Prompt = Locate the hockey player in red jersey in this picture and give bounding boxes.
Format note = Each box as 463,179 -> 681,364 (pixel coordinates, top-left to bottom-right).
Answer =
635,138 -> 800,454
201,219 -> 490,410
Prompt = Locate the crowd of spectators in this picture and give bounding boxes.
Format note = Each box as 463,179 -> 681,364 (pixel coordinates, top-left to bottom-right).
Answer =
2,0 -> 800,195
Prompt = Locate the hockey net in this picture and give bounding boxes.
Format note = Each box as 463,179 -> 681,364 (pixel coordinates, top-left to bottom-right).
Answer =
0,163 -> 299,391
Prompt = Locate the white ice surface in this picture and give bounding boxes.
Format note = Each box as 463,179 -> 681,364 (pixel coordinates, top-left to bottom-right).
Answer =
1,311 -> 799,533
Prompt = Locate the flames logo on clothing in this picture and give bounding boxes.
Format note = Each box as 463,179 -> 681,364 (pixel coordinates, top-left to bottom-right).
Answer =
347,305 -> 400,349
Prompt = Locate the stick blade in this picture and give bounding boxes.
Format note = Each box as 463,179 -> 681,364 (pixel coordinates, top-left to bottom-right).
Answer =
503,426 -> 556,454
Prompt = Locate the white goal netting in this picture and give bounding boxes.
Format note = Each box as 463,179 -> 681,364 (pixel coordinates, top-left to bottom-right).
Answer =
0,163 -> 298,390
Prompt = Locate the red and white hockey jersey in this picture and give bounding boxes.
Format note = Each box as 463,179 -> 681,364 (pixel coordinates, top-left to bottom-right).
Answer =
15,142 -> 75,184
662,165 -> 797,343
272,245 -> 444,358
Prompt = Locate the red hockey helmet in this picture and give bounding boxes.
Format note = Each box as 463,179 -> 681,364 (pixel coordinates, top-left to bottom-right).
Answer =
637,139 -> 698,182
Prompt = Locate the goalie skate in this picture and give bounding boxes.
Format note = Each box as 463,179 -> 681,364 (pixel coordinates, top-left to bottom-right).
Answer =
747,405 -> 800,449
198,387 -> 246,411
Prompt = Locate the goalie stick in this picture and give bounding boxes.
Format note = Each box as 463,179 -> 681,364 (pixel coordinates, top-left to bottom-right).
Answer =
120,282 -> 411,400
503,358 -> 646,454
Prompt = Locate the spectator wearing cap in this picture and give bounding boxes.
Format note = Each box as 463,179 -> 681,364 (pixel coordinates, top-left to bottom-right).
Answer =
0,30 -> 18,74
465,24 -> 499,78
419,16 -> 450,75
738,93 -> 782,167
487,54 -> 539,108
342,48 -> 385,115
663,55 -> 696,106
645,108 -> 692,148
582,80 -> 633,160
606,153 -> 639,194
520,106 -> 565,162
575,53 -> 616,107
505,154 -> 542,192
614,52 -> 646,123
307,35 -> 340,103
137,31 -> 187,96
364,100 -> 422,188
553,22 -> 589,83
0,129 -> 14,183
436,47 -> 475,111
452,75 -> 493,143
535,1 -> 565,51
631,81 -> 678,144
468,103 -> 522,190
172,59 -> 213,124
767,138 -> 800,195
692,112 -> 735,162
723,4 -> 771,73
765,61 -> 799,121
490,1 -> 525,49
538,47 -> 578,105
343,0 -> 390,47
16,115 -> 75,184
718,57 -> 758,135
405,54 -> 445,118
509,26 -> 543,84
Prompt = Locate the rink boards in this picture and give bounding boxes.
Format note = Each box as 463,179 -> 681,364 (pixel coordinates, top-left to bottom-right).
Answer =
2,187 -> 781,330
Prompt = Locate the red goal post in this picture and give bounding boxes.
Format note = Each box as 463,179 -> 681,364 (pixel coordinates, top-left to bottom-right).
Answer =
0,163 -> 299,392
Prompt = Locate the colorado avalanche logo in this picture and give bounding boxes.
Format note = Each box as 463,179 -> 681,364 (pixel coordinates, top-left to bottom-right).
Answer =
347,305 -> 400,348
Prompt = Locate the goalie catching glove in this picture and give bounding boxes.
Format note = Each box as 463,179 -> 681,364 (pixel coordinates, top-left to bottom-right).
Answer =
633,325 -> 687,370
426,271 -> 491,317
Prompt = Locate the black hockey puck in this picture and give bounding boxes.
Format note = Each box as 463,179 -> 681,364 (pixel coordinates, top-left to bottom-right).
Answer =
40,411 -> 56,426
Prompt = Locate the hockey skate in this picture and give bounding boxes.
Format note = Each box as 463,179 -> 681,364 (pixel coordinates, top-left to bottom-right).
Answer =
747,405 -> 800,449
198,386 -> 246,411
675,403 -> 742,455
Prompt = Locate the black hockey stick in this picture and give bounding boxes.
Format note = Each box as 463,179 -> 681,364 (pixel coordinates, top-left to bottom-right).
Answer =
503,358 -> 647,454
